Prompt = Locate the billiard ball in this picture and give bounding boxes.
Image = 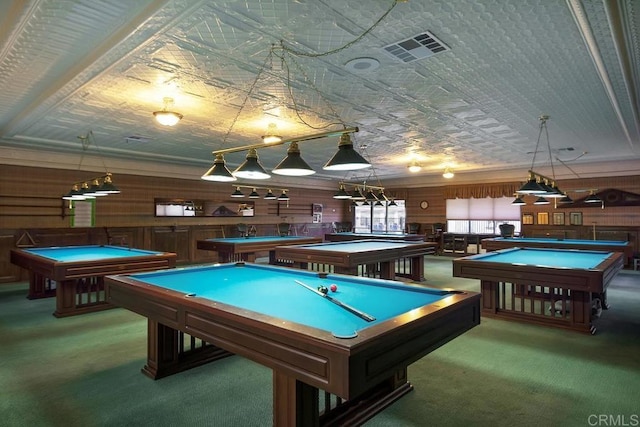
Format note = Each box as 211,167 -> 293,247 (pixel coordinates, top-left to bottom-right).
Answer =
330,284 -> 338,292
317,285 -> 329,294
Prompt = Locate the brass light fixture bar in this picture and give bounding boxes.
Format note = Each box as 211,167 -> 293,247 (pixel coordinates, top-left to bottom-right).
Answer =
229,185 -> 290,201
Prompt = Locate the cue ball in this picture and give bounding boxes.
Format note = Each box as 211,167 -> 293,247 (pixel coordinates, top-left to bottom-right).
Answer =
318,285 -> 329,294
330,284 -> 338,292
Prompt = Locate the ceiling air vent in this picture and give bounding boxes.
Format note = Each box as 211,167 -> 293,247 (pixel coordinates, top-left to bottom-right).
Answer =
383,31 -> 449,63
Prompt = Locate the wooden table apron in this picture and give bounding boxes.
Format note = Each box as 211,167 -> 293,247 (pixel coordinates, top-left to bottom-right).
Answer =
453,251 -> 623,333
324,233 -> 426,242
197,236 -> 323,263
105,268 -> 480,426
274,240 -> 436,281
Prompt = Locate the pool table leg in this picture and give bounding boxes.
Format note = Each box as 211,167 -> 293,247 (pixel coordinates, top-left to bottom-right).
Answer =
53,277 -> 114,318
410,256 -> 425,281
569,291 -> 597,335
273,368 -> 412,426
142,320 -> 233,379
27,272 -> 56,299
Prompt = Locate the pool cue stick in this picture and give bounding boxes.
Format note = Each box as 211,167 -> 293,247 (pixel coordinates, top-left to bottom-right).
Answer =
294,280 -> 376,322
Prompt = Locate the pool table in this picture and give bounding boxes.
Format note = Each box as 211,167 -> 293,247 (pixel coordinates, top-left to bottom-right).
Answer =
10,245 -> 176,317
196,235 -> 322,263
325,232 -> 426,242
105,262 -> 480,426
453,247 -> 623,334
481,237 -> 633,265
274,240 -> 436,281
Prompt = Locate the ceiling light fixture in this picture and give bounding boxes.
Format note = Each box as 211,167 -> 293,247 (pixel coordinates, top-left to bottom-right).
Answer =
153,97 -> 183,126
408,161 -> 422,173
443,167 -> 454,179
261,123 -> 282,144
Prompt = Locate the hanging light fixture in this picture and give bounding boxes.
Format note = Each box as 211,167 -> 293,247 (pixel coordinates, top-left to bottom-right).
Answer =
351,187 -> 365,200
97,173 -> 120,194
277,190 -> 290,201
78,182 -> 95,199
323,133 -> 371,171
62,184 -> 86,200
516,116 -> 566,197
584,190 -> 602,203
516,172 -> 548,194
442,167 -> 454,179
233,148 -> 271,180
153,97 -> 183,126
200,42 -> 364,183
201,154 -> 236,182
533,196 -> 550,205
231,187 -> 245,197
558,193 -> 573,204
272,142 -> 315,176
83,179 -> 109,197
511,195 -> 526,205
61,132 -> 120,201
230,185 -> 289,201
333,183 -> 351,199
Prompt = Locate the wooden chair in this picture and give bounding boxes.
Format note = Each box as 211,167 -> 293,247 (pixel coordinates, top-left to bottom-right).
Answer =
406,223 -> 421,234
499,223 -> 515,238
428,223 -> 445,255
332,222 -> 351,233
277,222 -> 290,236
237,223 -> 249,237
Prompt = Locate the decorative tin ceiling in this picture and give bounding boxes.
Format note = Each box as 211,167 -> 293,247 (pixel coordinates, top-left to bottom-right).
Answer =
0,0 -> 638,188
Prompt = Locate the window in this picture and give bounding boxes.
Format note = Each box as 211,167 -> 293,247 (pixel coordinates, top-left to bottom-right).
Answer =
446,197 -> 521,234
353,200 -> 406,233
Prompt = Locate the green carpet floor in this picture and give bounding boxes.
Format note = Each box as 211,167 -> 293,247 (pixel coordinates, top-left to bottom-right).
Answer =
1,256 -> 639,426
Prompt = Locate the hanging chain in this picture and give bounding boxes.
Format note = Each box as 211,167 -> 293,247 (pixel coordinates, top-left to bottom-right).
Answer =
219,49 -> 275,148
281,0 -> 401,58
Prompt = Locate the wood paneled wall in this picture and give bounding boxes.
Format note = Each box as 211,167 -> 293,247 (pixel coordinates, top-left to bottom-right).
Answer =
0,165 -> 347,282
3,164 -> 640,282
390,175 -> 640,232
0,165 -> 347,229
